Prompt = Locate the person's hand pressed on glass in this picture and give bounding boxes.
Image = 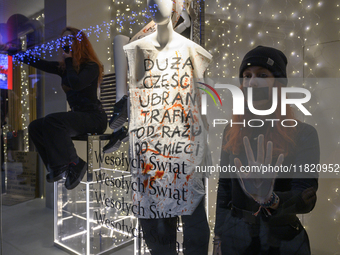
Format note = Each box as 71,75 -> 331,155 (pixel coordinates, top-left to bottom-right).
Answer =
234,134 -> 284,204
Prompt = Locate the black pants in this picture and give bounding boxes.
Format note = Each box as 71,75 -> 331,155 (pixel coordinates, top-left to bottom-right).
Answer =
221,210 -> 311,255
28,110 -> 107,170
139,199 -> 210,255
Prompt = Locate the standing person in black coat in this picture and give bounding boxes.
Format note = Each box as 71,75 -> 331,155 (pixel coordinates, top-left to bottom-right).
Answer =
16,27 -> 107,190
213,46 -> 319,255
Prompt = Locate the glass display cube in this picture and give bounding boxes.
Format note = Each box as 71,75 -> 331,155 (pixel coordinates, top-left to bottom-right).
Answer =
54,135 -> 136,255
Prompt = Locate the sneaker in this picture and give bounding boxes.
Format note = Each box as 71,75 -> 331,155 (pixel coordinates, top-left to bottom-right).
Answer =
103,127 -> 129,153
46,165 -> 69,183
109,95 -> 128,129
65,159 -> 87,190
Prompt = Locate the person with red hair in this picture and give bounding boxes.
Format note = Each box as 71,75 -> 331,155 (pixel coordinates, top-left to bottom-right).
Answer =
213,46 -> 319,255
16,27 -> 107,190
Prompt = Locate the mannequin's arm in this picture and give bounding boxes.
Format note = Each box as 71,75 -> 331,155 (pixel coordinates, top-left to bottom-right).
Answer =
174,9 -> 191,34
113,35 -> 129,102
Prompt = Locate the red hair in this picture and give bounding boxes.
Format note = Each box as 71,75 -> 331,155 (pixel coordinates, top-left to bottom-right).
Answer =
223,81 -> 298,157
59,27 -> 103,85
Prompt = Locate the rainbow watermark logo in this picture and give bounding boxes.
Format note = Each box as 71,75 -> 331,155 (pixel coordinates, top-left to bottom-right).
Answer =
197,82 -> 223,115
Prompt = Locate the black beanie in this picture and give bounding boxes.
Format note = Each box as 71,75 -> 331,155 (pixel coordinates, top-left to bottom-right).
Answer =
239,46 -> 288,86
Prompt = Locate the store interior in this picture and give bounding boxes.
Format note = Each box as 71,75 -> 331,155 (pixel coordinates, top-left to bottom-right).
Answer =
1,0 -> 340,254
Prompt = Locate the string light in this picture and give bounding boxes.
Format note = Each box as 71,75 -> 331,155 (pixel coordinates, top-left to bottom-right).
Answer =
204,1 -> 340,252
20,65 -> 30,151
12,4 -> 154,63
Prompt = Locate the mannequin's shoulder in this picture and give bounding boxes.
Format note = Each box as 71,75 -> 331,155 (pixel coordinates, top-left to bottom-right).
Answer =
173,33 -> 212,59
123,35 -> 155,51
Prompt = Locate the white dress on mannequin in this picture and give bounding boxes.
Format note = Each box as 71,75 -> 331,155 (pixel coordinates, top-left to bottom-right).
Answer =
124,0 -> 212,219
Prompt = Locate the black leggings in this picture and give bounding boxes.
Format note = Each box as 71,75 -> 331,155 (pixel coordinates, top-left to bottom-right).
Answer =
139,199 -> 210,255
28,110 -> 107,170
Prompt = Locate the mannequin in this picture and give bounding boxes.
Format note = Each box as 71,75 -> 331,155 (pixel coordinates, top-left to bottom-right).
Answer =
103,0 -> 193,154
122,0 -> 212,254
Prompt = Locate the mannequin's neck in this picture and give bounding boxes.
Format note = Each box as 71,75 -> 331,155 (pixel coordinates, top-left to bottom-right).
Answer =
155,20 -> 174,48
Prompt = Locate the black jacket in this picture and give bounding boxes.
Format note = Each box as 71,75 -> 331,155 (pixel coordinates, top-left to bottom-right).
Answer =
20,55 -> 101,111
215,122 -> 319,236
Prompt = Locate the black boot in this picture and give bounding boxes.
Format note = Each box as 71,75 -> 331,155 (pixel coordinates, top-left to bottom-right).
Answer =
46,165 -> 69,183
65,159 -> 87,190
109,95 -> 128,129
103,126 -> 129,153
